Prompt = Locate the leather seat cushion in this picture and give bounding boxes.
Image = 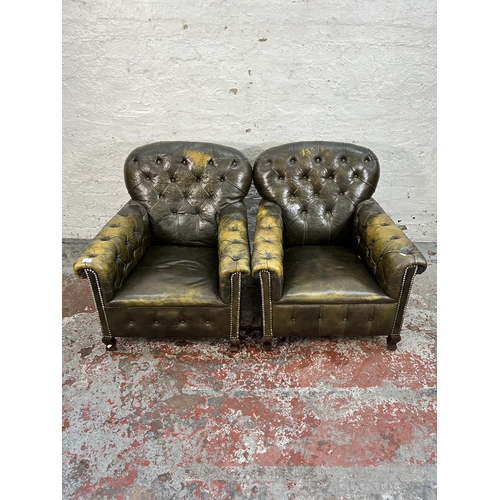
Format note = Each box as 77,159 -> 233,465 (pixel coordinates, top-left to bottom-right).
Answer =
108,245 -> 223,307
279,245 -> 396,304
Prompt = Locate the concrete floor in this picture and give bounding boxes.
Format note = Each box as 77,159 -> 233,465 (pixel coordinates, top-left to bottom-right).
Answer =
62,239 -> 437,500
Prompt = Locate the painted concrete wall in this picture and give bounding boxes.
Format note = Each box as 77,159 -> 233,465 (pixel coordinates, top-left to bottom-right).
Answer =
63,0 -> 436,242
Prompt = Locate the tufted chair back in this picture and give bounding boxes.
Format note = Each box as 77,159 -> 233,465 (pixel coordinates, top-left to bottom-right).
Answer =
253,141 -> 380,246
125,141 -> 252,247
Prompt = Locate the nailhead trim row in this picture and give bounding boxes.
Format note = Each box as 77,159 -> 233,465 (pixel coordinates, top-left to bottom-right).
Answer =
259,270 -> 266,336
390,265 -> 418,336
230,272 -> 234,338
236,272 -> 241,339
84,268 -> 112,338
267,271 -> 273,337
229,272 -> 242,340
259,270 -> 273,338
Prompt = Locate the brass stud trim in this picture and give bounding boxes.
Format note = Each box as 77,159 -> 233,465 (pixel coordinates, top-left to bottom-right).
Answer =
391,265 -> 418,336
229,272 -> 242,340
259,270 -> 273,338
84,269 -> 112,337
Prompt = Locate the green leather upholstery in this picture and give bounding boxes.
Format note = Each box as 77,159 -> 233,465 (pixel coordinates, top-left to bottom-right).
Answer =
218,202 -> 251,304
74,141 -> 252,351
354,198 -> 427,299
109,246 -> 221,307
250,200 -> 284,301
280,246 -> 395,305
74,201 -> 150,303
251,141 -> 427,351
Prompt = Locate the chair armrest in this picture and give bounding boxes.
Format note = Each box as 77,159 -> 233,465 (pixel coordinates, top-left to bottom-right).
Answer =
251,200 -> 284,301
354,198 -> 427,299
73,200 -> 150,303
218,202 -> 251,304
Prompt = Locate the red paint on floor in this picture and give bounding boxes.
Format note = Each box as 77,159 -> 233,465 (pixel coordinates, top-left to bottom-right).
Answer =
73,462 -> 138,499
62,241 -> 437,498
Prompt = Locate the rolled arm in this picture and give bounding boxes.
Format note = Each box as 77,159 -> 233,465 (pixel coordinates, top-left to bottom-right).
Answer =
251,200 -> 284,301
354,198 -> 427,299
73,200 -> 150,303
218,202 -> 251,304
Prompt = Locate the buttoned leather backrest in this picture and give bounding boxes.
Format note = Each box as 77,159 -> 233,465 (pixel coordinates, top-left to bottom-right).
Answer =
253,141 -> 380,246
125,141 -> 252,246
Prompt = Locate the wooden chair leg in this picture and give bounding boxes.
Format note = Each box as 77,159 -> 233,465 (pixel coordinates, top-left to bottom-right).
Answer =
387,334 -> 401,351
263,337 -> 272,351
230,338 -> 240,353
103,336 -> 116,351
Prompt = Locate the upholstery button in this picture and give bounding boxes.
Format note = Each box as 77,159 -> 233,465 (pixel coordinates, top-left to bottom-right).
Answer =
354,174 -> 359,178
315,157 -> 321,163
206,321 -> 210,325
129,320 -> 134,324
302,210 -> 307,215
365,157 -> 371,163
339,192 -> 344,196
220,177 -> 225,182
182,158 -> 187,165
314,193 -> 319,197
290,158 -> 296,163
303,176 -> 308,180
171,177 -> 176,182
133,158 -> 138,163
343,317 -> 347,321
232,159 -> 237,166
369,317 -> 373,321
279,176 -> 284,180
342,157 -> 347,162
208,159 -> 214,165
196,177 -> 200,182
292,318 -> 296,322
172,211 -> 177,214
156,157 -> 162,164
154,321 -> 159,325
326,211 -> 331,215
180,320 -> 185,324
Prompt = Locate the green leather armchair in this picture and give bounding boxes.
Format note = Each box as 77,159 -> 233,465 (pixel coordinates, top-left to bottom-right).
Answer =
74,141 -> 252,352
251,141 -> 427,351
